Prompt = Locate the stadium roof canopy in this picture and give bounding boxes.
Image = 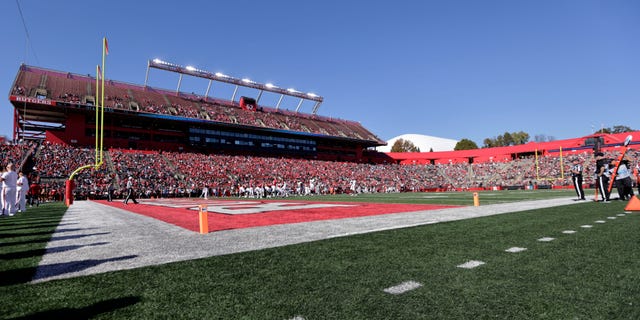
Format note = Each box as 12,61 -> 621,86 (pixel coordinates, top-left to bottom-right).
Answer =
145,59 -> 324,114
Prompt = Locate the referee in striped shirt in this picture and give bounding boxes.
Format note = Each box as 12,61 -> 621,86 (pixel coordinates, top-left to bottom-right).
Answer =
570,157 -> 586,200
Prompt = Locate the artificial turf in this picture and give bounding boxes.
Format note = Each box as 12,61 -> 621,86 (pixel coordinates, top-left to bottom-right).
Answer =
290,188 -> 581,205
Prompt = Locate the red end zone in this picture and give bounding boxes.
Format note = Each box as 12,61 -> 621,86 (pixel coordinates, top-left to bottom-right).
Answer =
93,198 -> 459,233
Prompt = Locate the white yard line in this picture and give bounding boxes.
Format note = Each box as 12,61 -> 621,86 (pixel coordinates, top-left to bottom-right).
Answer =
383,281 -> 423,295
457,260 -> 485,269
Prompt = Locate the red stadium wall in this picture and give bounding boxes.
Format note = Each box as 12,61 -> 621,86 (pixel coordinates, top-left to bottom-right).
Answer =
46,131 -> 67,145
43,113 -> 187,151
45,113 -> 88,145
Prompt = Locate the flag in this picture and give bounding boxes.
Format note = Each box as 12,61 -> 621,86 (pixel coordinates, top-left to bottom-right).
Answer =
104,37 -> 109,55
97,65 -> 102,79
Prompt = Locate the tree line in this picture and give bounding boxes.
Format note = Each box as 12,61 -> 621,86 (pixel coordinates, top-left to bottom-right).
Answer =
455,125 -> 635,150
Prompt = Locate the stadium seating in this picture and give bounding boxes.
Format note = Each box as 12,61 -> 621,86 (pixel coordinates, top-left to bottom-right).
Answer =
12,66 -> 383,143
19,142 -> 627,201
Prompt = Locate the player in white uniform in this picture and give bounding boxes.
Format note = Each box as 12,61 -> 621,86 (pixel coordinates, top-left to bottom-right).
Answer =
16,171 -> 29,212
1,163 -> 19,216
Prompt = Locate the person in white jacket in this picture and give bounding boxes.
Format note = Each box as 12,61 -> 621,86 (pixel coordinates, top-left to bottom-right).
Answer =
1,163 -> 19,216
16,171 -> 29,212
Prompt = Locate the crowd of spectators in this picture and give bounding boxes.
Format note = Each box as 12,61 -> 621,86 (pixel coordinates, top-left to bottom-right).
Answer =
6,138 -> 638,202
32,142 -> 108,200
166,153 -> 451,197
0,142 -> 32,166
11,86 -> 26,96
0,141 -> 63,201
109,150 -> 183,198
57,93 -> 82,103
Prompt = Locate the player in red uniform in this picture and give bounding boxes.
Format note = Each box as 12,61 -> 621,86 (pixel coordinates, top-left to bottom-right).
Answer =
28,176 -> 41,207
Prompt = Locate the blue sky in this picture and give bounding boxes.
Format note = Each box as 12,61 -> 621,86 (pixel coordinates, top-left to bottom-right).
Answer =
1,0 -> 639,146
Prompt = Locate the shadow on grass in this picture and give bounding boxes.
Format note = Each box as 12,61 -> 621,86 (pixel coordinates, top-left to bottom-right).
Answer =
0,222 -> 76,231
0,242 -> 109,260
0,218 -> 62,226
0,232 -> 111,247
0,254 -> 138,286
1,211 -> 64,220
8,296 -> 142,320
0,228 -> 98,239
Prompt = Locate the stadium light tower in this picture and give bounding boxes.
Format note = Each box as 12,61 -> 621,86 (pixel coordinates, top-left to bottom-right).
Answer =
231,84 -> 239,103
145,59 -> 324,113
204,79 -> 213,100
275,94 -> 285,111
295,98 -> 304,113
176,73 -> 183,94
256,89 -> 264,104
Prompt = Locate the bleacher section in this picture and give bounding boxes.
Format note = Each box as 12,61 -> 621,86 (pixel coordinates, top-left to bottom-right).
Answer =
10,66 -> 383,143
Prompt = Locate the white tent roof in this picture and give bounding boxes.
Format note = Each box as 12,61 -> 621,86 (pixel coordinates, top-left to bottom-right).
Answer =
377,134 -> 458,152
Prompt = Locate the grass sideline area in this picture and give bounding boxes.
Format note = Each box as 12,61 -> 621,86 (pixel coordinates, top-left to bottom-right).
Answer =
291,189 -> 580,205
1,191 -> 639,319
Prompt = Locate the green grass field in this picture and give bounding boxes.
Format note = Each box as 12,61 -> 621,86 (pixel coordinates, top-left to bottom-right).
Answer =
294,189 -> 580,205
1,190 -> 639,319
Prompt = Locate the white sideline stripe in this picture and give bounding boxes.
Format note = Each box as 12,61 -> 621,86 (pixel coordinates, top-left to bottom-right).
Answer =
562,230 -> 577,234
595,220 -> 606,224
607,216 -> 616,220
581,225 -> 593,228
457,260 -> 485,269
538,237 -> 555,242
505,247 -> 527,253
617,214 -> 626,216
289,316 -> 305,320
383,280 -> 423,295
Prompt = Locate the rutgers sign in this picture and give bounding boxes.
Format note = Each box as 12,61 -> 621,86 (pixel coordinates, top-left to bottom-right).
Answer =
10,95 -> 56,106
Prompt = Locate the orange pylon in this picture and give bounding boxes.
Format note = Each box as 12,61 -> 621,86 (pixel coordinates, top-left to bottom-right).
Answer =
624,196 -> 640,211
198,205 -> 209,234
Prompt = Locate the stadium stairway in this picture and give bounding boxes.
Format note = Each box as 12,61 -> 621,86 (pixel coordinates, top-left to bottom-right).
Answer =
487,162 -> 511,186
159,153 -> 187,184
103,151 -> 121,189
162,94 -> 171,107
19,147 -> 36,175
436,165 -> 458,188
466,163 -> 474,186
38,73 -> 47,92
513,157 -> 535,184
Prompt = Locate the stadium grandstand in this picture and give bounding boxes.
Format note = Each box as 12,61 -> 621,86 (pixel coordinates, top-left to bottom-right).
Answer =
9,64 -> 385,162
5,63 -> 640,201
